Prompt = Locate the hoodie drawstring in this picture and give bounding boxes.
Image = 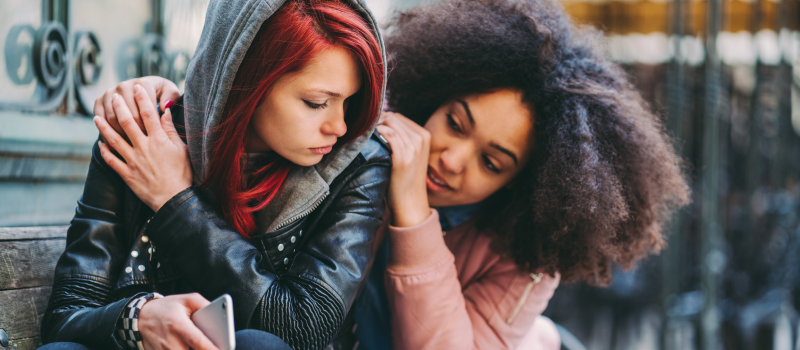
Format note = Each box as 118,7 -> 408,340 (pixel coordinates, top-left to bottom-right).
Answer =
506,273 -> 543,324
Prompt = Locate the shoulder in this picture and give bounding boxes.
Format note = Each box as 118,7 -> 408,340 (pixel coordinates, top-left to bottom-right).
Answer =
329,132 -> 391,191
359,131 -> 392,164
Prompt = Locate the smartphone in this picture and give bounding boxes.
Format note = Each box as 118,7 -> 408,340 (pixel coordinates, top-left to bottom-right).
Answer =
191,294 -> 236,350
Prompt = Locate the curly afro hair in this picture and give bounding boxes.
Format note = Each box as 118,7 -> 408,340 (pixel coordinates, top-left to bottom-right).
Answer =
385,0 -> 690,285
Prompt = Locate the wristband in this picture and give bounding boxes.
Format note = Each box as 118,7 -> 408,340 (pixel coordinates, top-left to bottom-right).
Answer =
117,292 -> 164,350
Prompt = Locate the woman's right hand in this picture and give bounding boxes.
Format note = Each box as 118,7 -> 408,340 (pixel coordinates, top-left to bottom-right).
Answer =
94,76 -> 181,141
138,293 -> 219,350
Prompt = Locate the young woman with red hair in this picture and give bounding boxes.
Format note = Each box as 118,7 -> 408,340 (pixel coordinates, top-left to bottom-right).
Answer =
40,0 -> 388,349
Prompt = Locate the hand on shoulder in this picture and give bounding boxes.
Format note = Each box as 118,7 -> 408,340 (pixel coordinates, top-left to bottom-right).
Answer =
94,84 -> 192,212
376,112 -> 433,227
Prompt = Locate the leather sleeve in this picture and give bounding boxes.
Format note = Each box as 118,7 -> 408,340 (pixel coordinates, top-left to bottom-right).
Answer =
41,141 -> 140,349
145,157 -> 391,350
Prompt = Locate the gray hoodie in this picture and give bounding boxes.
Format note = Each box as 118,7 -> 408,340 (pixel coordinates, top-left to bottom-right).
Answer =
184,0 -> 387,234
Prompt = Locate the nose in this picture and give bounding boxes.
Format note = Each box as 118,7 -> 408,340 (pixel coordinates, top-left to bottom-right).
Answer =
439,142 -> 468,175
322,109 -> 347,138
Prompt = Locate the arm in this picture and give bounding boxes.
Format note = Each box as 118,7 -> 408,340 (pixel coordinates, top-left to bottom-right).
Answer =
41,141 -> 144,349
42,142 -> 218,350
145,159 -> 390,349
384,210 -> 560,350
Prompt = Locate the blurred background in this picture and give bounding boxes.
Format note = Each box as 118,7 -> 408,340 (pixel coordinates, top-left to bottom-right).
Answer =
1,0 -> 799,349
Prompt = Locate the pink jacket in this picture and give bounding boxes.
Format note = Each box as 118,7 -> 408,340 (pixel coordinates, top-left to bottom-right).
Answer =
385,210 -> 561,349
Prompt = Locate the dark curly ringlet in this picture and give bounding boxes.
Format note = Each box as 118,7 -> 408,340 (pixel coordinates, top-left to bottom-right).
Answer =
385,0 -> 690,285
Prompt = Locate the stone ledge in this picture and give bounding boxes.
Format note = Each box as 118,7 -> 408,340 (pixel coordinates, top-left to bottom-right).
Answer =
0,112 -> 97,158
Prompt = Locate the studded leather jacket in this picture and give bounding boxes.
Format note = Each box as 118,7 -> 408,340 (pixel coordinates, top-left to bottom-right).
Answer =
41,105 -> 392,350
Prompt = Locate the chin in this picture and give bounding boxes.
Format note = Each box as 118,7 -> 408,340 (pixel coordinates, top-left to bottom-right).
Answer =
288,154 -> 324,167
428,194 -> 483,208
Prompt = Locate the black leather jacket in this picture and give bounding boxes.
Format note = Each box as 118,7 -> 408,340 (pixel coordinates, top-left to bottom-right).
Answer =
41,106 -> 391,350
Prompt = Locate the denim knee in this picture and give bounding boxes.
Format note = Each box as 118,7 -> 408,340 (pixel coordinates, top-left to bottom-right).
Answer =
235,329 -> 292,350
37,342 -> 93,350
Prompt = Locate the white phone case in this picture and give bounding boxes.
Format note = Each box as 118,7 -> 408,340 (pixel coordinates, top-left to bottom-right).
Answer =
191,294 -> 236,350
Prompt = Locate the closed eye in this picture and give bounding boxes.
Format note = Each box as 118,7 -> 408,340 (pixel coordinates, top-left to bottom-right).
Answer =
304,100 -> 327,110
483,155 -> 500,173
446,113 -> 462,134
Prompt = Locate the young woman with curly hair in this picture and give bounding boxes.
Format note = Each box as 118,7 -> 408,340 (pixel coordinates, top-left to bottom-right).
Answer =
348,0 -> 690,348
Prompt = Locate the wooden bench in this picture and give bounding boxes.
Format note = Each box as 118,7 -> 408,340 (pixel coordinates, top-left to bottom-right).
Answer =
0,226 -> 68,350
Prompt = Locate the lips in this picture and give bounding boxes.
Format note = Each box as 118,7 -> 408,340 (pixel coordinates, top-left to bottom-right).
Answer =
311,145 -> 334,155
426,166 -> 453,192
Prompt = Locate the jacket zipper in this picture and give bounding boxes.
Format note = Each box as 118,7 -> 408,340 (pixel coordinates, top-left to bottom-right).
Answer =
506,273 -> 543,324
149,240 -> 159,292
271,192 -> 329,232
143,216 -> 159,293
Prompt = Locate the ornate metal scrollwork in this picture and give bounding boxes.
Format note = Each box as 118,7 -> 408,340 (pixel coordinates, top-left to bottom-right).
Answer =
140,34 -> 170,77
4,24 -> 36,85
2,19 -> 187,114
73,31 -> 103,114
34,21 -> 69,90
116,39 -> 142,80
0,21 -> 69,112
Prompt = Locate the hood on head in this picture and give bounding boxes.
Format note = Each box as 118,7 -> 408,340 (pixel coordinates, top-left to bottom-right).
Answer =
183,0 -> 387,233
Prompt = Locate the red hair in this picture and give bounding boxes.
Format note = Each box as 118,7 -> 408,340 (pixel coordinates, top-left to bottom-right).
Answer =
202,0 -> 384,238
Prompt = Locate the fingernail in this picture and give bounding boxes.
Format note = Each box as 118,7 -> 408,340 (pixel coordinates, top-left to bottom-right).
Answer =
93,116 -> 100,123
113,93 -> 120,102
164,100 -> 174,109
133,84 -> 141,93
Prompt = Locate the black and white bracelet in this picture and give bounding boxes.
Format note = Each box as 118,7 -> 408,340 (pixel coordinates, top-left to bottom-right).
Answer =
116,292 -> 164,350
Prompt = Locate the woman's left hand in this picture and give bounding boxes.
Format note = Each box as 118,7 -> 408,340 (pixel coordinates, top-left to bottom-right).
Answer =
94,84 -> 192,212
376,112 -> 432,227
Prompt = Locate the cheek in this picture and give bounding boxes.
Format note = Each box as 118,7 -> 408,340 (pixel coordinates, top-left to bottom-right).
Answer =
254,104 -> 309,147
425,121 -> 452,152
460,173 -> 503,202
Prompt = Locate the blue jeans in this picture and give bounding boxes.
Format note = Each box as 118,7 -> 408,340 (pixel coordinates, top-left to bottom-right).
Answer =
38,329 -> 292,350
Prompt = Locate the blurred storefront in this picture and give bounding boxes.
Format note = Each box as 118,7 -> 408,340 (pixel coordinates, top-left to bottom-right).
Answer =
546,0 -> 800,349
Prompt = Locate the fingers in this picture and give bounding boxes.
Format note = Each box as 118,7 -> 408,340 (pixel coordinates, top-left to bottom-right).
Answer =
117,83 -> 146,132
182,293 -> 211,312
154,77 -> 182,111
381,114 -> 418,151
94,96 -> 112,148
93,95 -> 105,119
102,87 -> 127,139
97,141 -> 130,179
177,322 -> 219,350
377,112 -> 431,171
111,93 -> 147,146
376,125 -> 407,155
161,109 -> 185,146
133,84 -> 165,138
94,116 -> 133,160
385,112 -> 430,144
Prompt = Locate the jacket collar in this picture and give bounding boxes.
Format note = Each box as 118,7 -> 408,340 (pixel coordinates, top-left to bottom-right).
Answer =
254,131 -> 368,234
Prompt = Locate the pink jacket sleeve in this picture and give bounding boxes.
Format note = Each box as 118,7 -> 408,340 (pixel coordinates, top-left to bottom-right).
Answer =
384,210 -> 560,350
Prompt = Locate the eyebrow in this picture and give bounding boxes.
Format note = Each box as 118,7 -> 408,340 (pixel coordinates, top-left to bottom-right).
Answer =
307,89 -> 341,97
490,142 -> 519,165
455,99 -> 475,127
